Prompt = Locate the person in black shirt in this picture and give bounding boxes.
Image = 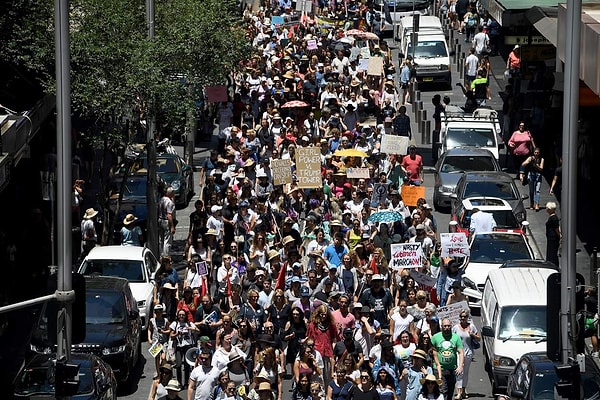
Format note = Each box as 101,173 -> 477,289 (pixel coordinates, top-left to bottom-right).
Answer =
194,295 -> 223,341
334,327 -> 365,368
348,369 -> 380,400
545,201 -> 561,266
359,275 -> 393,329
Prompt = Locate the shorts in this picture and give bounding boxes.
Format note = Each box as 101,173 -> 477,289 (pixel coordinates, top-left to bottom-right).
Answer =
401,82 -> 408,89
465,74 -> 476,85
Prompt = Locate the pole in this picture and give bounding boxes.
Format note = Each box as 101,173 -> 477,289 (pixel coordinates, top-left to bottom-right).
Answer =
54,0 -> 73,368
146,0 -> 159,257
561,0 -> 581,364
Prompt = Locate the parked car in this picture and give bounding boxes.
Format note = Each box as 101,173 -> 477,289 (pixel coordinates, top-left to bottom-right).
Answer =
129,152 -> 194,208
451,197 -> 528,235
14,352 -> 117,399
498,352 -> 600,399
78,245 -> 158,330
462,231 -> 535,308
432,147 -> 502,210
451,171 -> 529,223
499,259 -> 558,270
30,276 -> 141,384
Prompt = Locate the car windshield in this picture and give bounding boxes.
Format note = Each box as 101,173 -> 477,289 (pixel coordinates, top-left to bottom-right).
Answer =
134,156 -> 180,174
109,177 -> 147,199
87,291 -> 126,324
469,233 -> 531,263
446,128 -> 496,148
407,41 -> 447,58
498,306 -> 546,340
462,180 -> 517,200
81,260 -> 145,282
441,156 -> 497,173
463,210 -> 520,230
14,362 -> 93,395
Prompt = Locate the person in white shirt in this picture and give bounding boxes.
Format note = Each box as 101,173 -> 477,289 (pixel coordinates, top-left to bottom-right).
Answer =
464,48 -> 479,90
331,50 -> 350,74
469,208 -> 497,235
188,349 -> 221,400
472,25 -> 490,56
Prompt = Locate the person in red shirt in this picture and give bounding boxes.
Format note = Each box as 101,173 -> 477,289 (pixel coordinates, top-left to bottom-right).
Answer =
401,145 -> 424,185
306,304 -> 339,386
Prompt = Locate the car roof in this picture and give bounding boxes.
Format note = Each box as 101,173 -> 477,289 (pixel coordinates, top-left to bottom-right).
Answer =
460,171 -> 514,182
486,268 -> 553,306
442,147 -> 497,157
84,245 -> 150,261
500,259 -> 558,270
84,275 -> 131,291
23,352 -> 100,368
461,197 -> 512,210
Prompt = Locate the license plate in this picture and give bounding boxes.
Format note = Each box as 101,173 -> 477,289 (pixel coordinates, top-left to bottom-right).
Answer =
423,77 -> 433,82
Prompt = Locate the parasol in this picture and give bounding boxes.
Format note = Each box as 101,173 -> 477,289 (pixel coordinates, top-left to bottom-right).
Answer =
281,100 -> 310,108
368,211 -> 404,223
344,29 -> 380,41
333,148 -> 368,158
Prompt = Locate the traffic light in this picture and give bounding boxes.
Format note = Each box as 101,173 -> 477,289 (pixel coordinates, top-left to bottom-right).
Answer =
554,363 -> 580,399
55,358 -> 80,397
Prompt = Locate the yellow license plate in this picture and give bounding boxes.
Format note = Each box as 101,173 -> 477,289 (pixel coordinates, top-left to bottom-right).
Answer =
423,77 -> 433,82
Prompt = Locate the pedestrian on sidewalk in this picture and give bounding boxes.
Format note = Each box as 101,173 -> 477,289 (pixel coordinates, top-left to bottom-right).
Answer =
508,122 -> 535,177
464,49 -> 479,91
80,207 -> 98,259
545,201 -> 561,266
520,147 -> 544,211
159,186 -> 177,256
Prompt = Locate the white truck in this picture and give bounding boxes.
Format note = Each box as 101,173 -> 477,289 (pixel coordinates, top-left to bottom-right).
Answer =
395,16 -> 452,88
435,107 -> 505,161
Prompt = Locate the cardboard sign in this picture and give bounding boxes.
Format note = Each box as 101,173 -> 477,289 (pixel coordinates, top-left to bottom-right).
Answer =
440,233 -> 470,258
307,39 -> 318,50
367,56 -> 383,76
270,158 -> 293,186
436,301 -> 470,326
295,147 -> 322,188
346,168 -> 370,179
205,85 -> 228,103
380,134 -> 409,155
409,269 -> 437,288
371,183 -> 388,206
390,242 -> 423,269
400,185 -> 426,207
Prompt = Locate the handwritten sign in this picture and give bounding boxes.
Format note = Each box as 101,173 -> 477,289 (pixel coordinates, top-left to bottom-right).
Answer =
205,85 -> 228,103
358,58 -> 370,71
196,261 -> 208,276
436,301 -> 470,326
367,56 -> 383,76
440,233 -> 470,258
307,39 -> 318,50
409,269 -> 437,288
360,47 -> 371,59
390,243 -> 423,269
399,185 -> 426,207
380,134 -> 409,155
295,147 -> 322,188
371,183 -> 388,207
270,159 -> 293,186
346,168 -> 370,179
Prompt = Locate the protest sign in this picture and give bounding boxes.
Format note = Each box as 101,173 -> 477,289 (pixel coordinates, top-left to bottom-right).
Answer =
380,134 -> 409,155
390,243 -> 423,269
346,168 -> 370,179
436,301 -> 469,326
360,47 -> 371,59
307,39 -> 318,50
196,261 -> 208,276
367,56 -> 383,76
358,58 -> 370,70
271,15 -> 284,26
148,341 -> 164,358
270,159 -> 292,186
295,147 -> 322,188
440,232 -> 470,257
205,86 -> 228,103
409,269 -> 437,288
400,185 -> 426,207
371,183 -> 388,206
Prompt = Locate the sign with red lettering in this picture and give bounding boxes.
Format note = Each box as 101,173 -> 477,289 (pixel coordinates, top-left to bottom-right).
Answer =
390,243 -> 423,269
440,233 -> 470,257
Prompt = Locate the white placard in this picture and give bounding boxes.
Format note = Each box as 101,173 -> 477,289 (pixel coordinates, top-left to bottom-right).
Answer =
358,58 -> 370,71
390,242 -> 423,269
436,301 -> 470,326
346,168 -> 370,179
380,134 -> 409,155
409,269 -> 437,288
440,233 -> 470,258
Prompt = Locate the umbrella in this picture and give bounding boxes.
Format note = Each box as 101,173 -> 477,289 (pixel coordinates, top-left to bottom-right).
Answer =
368,211 -> 404,223
344,29 -> 380,41
333,148 -> 368,158
281,100 -> 309,108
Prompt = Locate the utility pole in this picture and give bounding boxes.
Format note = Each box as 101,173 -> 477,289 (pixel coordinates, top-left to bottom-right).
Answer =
146,0 -> 159,257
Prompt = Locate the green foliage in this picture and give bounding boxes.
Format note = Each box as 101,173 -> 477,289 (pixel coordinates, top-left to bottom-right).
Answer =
0,0 -> 251,138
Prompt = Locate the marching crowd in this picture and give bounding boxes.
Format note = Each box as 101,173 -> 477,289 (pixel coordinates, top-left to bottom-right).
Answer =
145,1 -> 493,400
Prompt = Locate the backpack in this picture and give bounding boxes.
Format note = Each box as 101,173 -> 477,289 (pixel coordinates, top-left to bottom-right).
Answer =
467,14 -> 477,27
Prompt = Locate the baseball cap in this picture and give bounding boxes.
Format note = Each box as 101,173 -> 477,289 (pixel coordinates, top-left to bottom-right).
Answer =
343,327 -> 353,335
300,286 -> 311,297
211,205 -> 223,213
352,302 -> 363,309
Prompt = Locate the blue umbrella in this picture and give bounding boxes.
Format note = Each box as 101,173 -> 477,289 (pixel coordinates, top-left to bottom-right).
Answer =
368,210 -> 403,223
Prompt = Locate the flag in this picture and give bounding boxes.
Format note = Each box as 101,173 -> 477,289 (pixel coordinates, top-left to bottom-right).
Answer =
226,271 -> 232,296
201,276 -> 208,297
275,260 -> 287,291
370,255 -> 379,275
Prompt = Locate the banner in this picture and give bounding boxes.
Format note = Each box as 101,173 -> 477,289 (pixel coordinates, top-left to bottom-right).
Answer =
205,86 -> 228,103
390,242 -> 423,269
295,147 -> 322,188
380,134 -> 409,155
371,183 -> 388,206
436,301 -> 470,326
346,168 -> 370,179
440,232 -> 470,258
409,269 -> 437,288
270,159 -> 293,186
400,185 -> 426,207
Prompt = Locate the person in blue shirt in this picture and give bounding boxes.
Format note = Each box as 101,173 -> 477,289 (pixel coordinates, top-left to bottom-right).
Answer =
323,232 -> 349,268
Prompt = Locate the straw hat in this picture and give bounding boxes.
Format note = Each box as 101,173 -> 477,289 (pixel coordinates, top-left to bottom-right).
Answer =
165,378 -> 181,391
122,213 -> 138,226
282,235 -> 295,246
420,374 -> 442,385
258,382 -> 272,392
268,249 -> 280,260
283,69 -> 295,79
83,208 -> 98,219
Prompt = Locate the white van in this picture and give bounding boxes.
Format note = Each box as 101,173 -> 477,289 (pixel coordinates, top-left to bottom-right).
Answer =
372,0 -> 430,35
394,15 -> 443,43
480,267 -> 554,391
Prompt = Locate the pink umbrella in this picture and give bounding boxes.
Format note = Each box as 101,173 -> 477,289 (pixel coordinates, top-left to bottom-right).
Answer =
344,29 -> 379,41
281,100 -> 310,108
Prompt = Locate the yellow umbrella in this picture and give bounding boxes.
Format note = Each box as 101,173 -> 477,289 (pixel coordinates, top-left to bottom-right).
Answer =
333,148 -> 368,158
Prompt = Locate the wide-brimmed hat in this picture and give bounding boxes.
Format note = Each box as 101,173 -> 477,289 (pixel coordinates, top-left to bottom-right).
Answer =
160,363 -> 173,372
258,382 -> 272,392
211,205 -> 223,213
162,282 -> 176,290
83,208 -> 98,219
254,370 -> 270,384
283,70 -> 295,79
420,374 -> 442,385
228,351 -> 242,363
283,235 -> 295,246
165,378 -> 181,391
268,249 -> 280,260
412,349 -> 428,360
122,213 -> 138,226
206,229 -> 217,236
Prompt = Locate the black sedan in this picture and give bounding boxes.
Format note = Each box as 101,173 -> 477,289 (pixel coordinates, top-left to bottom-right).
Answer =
14,353 -> 117,399
499,352 -> 600,399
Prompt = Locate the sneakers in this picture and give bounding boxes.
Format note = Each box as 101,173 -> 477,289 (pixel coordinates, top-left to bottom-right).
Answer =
592,352 -> 599,358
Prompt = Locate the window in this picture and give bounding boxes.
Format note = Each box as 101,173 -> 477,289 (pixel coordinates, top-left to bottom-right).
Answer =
498,306 -> 546,340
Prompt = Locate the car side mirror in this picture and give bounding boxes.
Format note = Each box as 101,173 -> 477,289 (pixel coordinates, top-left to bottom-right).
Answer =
481,326 -> 494,337
509,389 -> 525,398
